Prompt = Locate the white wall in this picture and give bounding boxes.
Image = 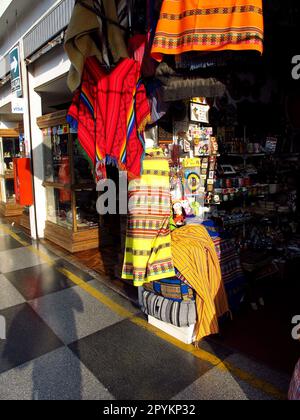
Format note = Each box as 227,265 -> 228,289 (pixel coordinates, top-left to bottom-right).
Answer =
0,0 -> 73,239
0,82 -> 12,109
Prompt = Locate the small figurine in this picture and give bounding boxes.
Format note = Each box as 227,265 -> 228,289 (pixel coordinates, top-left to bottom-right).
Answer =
172,201 -> 185,227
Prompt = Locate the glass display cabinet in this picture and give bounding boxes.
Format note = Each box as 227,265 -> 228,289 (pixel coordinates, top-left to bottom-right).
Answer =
0,127 -> 25,217
37,110 -> 100,253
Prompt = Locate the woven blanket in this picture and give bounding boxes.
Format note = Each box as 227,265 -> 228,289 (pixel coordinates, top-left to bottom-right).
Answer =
171,225 -> 229,342
122,149 -> 175,286
151,0 -> 264,62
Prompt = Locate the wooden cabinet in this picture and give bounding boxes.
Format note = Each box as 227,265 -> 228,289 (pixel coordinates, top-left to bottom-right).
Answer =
0,128 -> 25,217
37,111 -> 100,253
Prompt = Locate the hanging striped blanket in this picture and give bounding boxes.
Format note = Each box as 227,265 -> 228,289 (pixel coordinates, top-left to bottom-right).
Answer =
151,0 -> 264,62
171,225 -> 229,342
212,237 -> 246,311
122,149 -> 175,286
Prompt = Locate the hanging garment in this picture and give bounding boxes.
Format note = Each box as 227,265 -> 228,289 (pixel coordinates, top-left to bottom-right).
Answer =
64,0 -> 129,92
151,0 -> 264,62
58,157 -> 71,203
127,0 -> 158,78
67,57 -> 151,181
146,79 -> 169,123
122,149 -> 175,286
171,225 -> 229,342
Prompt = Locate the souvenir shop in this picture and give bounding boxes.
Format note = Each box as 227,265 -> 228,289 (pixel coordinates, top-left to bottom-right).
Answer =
25,0 -> 300,374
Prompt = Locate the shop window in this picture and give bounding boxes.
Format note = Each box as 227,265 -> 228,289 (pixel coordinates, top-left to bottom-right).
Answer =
37,111 -> 100,253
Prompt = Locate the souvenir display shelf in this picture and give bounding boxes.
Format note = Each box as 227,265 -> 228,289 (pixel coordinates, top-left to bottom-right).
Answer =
0,127 -> 25,217
37,111 -> 100,253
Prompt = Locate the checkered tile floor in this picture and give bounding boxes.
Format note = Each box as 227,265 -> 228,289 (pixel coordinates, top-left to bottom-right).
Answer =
0,221 -> 291,400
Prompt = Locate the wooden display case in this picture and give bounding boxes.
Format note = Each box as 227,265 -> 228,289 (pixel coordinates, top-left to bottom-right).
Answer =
0,127 -> 25,217
37,111 -> 100,253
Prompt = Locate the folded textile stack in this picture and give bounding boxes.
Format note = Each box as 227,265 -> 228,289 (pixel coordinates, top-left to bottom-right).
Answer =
143,277 -> 196,328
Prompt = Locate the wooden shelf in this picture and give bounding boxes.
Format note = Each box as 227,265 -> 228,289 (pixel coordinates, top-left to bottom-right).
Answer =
45,221 -> 100,253
37,110 -> 68,129
0,202 -> 24,217
0,173 -> 14,180
0,127 -> 22,137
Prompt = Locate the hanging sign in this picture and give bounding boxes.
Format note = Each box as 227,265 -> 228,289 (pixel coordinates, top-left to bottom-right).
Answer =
190,102 -> 210,123
9,45 -> 22,97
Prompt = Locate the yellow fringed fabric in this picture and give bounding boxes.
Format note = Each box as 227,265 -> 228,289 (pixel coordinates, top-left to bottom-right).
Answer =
151,0 -> 264,62
171,225 -> 229,342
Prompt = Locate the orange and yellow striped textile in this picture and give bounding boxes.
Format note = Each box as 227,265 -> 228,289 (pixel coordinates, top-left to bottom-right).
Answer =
151,0 -> 264,62
171,225 -> 229,342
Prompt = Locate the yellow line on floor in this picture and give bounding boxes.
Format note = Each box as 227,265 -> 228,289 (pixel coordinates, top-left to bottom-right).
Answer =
0,223 -> 286,400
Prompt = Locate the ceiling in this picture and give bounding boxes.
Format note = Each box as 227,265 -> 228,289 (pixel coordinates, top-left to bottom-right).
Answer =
35,74 -> 72,113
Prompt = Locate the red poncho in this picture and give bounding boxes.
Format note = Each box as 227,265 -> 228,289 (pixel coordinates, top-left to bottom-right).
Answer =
67,57 -> 151,181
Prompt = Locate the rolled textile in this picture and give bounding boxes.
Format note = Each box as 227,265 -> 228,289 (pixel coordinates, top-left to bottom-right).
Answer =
143,277 -> 195,302
122,149 -> 175,286
142,291 -> 197,327
171,225 -> 229,342
151,0 -> 264,62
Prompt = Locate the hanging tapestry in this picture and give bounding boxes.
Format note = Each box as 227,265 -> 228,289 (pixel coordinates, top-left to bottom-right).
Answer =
151,0 -> 264,62
122,149 -> 175,286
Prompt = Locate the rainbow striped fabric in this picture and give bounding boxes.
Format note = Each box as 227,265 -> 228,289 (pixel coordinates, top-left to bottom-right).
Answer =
67,57 -> 151,182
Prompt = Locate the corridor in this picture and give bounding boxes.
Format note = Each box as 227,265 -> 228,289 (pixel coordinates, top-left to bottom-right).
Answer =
0,220 -> 291,400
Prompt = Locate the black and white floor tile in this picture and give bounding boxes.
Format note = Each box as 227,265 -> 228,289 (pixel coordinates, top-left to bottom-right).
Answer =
0,221 -> 291,400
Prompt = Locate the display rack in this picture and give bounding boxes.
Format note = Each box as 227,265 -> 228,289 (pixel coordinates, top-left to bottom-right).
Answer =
37,111 -> 100,253
0,127 -> 25,217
